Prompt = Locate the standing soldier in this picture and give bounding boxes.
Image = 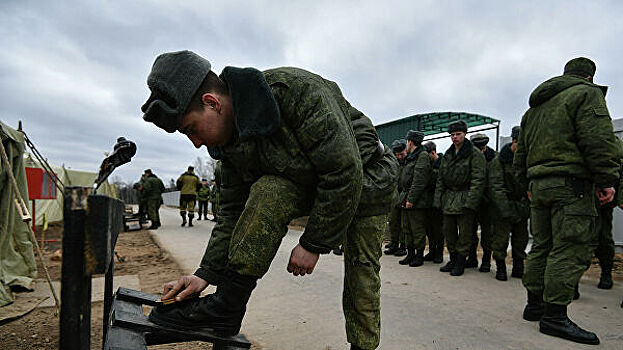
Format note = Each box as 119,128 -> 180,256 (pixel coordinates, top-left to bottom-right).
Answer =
210,160 -> 222,222
140,51 -> 398,350
177,165 -> 201,227
142,169 -> 165,229
434,120 -> 486,276
515,57 -> 619,345
398,130 -> 433,267
133,174 -> 148,224
467,133 -> 497,272
384,139 -> 407,255
197,178 -> 211,220
488,126 -> 529,281
423,141 -> 444,263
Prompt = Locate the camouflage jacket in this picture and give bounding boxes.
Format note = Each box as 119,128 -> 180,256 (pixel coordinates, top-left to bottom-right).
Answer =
197,185 -> 210,201
393,158 -> 406,207
195,67 -> 398,284
514,75 -> 619,190
176,171 -> 200,195
399,146 -> 433,209
478,146 -> 497,206
433,139 -> 486,214
142,174 -> 165,200
488,143 -> 529,221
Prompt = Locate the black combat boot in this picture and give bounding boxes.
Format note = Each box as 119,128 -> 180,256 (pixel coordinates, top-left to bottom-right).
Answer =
495,259 -> 507,281
423,249 -> 434,261
511,256 -> 524,278
433,246 -> 444,264
539,303 -> 600,345
409,250 -> 424,267
148,223 -> 159,230
180,212 -> 187,227
333,245 -> 344,256
197,214 -> 202,220
465,248 -> 478,268
383,242 -> 398,255
394,243 -> 407,257
450,254 -> 466,276
399,248 -> 415,265
188,214 -> 194,227
597,265 -> 613,289
440,253 -> 456,272
522,291 -> 544,321
350,345 -> 365,350
149,270 -> 257,336
479,250 -> 491,272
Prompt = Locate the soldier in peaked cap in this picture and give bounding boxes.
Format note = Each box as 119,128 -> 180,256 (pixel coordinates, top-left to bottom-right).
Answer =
140,50 -> 398,350
515,57 -> 618,344
434,120 -> 486,276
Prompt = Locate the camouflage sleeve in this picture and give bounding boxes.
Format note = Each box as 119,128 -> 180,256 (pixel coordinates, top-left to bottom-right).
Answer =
407,151 -> 432,204
194,162 -> 252,284
433,159 -> 445,208
488,158 -> 513,218
575,88 -> 620,188
273,82 -> 363,254
513,115 -> 529,194
347,103 -> 381,166
465,150 -> 486,210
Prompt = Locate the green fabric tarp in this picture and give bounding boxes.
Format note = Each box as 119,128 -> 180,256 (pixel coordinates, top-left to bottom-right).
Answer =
0,121 -> 37,307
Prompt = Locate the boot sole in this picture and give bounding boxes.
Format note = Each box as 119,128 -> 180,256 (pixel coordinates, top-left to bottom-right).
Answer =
539,325 -> 600,345
148,312 -> 239,336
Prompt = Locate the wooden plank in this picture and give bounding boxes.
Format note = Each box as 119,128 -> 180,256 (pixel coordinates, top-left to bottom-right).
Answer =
115,287 -> 160,306
103,326 -> 146,350
110,306 -> 250,348
85,195 -> 124,275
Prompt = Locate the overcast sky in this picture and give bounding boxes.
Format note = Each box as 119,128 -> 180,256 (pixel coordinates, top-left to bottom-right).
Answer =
1,1 -> 622,184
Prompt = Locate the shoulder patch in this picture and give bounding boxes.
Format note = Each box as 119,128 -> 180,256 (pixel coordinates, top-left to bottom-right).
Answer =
593,106 -> 610,118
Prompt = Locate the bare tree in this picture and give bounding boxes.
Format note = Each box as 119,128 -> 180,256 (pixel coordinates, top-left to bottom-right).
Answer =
193,156 -> 216,180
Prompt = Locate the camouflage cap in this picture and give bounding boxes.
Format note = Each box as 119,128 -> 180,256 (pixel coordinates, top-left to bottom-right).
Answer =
406,130 -> 425,145
563,57 -> 596,80
447,120 -> 468,133
470,133 -> 489,147
391,139 -> 407,153
141,50 -> 211,133
511,126 -> 521,140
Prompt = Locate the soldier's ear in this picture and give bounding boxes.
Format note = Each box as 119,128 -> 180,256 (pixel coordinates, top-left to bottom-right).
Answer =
201,93 -> 221,113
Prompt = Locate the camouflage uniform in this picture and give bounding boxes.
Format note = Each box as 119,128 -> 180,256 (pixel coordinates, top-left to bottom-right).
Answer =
197,182 -> 210,220
193,67 -> 397,349
177,169 -> 200,220
424,154 -> 444,261
468,145 -> 497,268
387,156 -> 405,249
514,70 -> 619,306
142,172 -> 165,227
133,177 -> 148,223
211,161 -> 222,221
488,143 -> 529,272
434,139 -> 486,261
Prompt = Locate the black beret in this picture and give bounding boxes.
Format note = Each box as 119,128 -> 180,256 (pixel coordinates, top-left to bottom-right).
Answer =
470,133 -> 489,147
391,139 -> 407,153
406,130 -> 425,145
447,120 -> 468,133
511,126 -> 521,140
141,50 -> 212,133
564,57 -> 596,79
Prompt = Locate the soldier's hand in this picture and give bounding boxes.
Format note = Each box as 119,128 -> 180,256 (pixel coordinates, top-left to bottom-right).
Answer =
527,191 -> 531,201
287,244 -> 319,277
405,202 -> 414,208
161,275 -> 208,302
596,187 -> 615,205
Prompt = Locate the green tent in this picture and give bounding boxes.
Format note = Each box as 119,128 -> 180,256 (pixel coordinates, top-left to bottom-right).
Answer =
375,111 -> 501,149
0,121 -> 36,306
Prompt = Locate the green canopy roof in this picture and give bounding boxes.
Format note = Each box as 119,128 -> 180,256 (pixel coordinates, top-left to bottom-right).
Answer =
375,111 -> 500,146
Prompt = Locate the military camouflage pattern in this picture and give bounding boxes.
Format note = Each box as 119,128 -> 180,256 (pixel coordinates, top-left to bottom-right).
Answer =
470,146 -> 496,256
212,161 -> 222,219
399,147 -> 433,208
425,156 -> 444,255
594,206 -> 614,268
388,205 -> 403,244
198,184 -> 211,201
401,209 -> 427,250
142,173 -> 165,225
177,170 -> 201,195
490,217 -> 528,262
179,195 -> 196,215
443,213 -> 475,256
522,177 -> 598,305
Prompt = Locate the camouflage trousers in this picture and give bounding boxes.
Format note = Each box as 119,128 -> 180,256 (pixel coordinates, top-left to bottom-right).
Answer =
443,213 -> 475,257
594,206 -> 615,268
146,199 -> 161,225
179,194 -> 196,215
425,207 -> 444,254
388,205 -> 403,244
401,208 -> 427,250
490,217 -> 529,262
470,203 -> 492,253
197,200 -> 209,219
227,176 -> 384,349
523,177 -> 597,306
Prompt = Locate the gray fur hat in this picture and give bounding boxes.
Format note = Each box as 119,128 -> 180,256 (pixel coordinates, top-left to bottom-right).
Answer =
141,50 -> 212,133
447,120 -> 468,133
391,139 -> 407,153
564,57 -> 596,80
511,126 -> 521,140
405,130 -> 425,145
470,133 -> 489,147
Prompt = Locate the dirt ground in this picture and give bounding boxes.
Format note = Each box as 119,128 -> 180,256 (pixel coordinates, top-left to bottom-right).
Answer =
0,224 -> 260,350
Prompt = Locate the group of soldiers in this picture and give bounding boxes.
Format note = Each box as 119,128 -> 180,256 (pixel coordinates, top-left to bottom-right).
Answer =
384,57 -> 621,345
133,168 -> 165,230
175,164 -> 221,226
138,50 -> 618,348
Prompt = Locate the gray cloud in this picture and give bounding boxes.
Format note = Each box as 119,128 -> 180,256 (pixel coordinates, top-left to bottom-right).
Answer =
1,0 -> 622,182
